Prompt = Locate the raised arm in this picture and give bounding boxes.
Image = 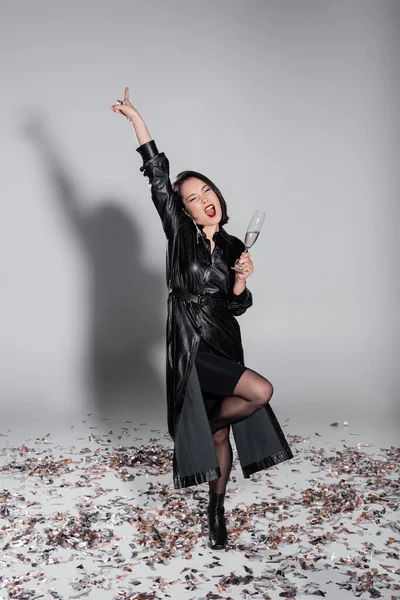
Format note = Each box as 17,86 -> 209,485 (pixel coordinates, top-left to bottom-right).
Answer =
111,88 -> 182,238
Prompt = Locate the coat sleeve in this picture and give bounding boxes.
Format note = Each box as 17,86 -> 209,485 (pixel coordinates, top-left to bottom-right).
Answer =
136,140 -> 182,239
227,286 -> 253,316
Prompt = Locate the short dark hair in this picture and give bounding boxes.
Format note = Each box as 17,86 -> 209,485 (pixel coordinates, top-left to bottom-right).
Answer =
172,170 -> 230,227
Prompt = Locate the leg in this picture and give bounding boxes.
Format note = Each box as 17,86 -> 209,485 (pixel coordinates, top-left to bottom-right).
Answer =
210,368 -> 274,431
207,426 -> 232,549
209,426 -> 232,495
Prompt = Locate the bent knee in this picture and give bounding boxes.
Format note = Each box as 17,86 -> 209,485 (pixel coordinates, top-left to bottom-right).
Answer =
255,380 -> 274,408
212,427 -> 229,444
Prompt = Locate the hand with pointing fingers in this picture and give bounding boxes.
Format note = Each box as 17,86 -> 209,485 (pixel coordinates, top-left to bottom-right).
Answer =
110,87 -> 153,146
110,87 -> 143,123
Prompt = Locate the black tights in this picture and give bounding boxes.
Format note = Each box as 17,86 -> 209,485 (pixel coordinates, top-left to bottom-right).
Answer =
209,368 -> 274,495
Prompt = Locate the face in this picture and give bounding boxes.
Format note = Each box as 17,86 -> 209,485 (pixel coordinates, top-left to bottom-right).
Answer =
180,177 -> 222,226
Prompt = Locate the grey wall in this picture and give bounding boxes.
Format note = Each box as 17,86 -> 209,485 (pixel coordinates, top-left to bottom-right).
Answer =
0,0 -> 399,429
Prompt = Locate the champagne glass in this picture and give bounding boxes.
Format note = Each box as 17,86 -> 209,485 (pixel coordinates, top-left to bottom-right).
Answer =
232,210 -> 265,273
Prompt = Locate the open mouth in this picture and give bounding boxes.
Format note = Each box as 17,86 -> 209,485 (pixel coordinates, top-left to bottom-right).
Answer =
204,204 -> 216,218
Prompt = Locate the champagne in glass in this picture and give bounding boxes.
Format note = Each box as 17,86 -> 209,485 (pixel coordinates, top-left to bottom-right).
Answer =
244,230 -> 260,248
232,210 -> 265,272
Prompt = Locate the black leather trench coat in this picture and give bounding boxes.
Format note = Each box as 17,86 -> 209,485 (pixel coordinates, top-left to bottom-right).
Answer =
137,140 -> 293,489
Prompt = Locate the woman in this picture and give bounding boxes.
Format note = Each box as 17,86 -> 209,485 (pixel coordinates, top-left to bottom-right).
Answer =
111,88 -> 293,550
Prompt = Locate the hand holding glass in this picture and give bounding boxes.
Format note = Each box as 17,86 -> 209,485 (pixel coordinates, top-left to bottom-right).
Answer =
231,210 -> 265,273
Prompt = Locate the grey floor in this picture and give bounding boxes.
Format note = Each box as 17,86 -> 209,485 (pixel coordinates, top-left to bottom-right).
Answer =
0,409 -> 399,600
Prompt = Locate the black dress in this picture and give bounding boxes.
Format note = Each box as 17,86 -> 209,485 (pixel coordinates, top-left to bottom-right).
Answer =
195,337 -> 247,421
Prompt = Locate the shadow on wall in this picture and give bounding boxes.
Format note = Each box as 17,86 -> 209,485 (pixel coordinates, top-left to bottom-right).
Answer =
24,118 -> 165,420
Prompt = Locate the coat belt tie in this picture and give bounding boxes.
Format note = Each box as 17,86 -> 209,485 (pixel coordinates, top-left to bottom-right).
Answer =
169,289 -> 228,307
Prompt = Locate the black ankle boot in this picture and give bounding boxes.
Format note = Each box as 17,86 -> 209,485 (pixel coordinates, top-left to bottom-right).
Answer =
207,489 -> 227,549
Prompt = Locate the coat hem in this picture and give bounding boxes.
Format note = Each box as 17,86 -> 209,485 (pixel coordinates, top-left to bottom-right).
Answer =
242,447 -> 294,478
173,466 -> 221,489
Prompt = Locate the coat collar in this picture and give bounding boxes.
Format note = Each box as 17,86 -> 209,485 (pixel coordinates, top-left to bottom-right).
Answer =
196,222 -> 232,244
